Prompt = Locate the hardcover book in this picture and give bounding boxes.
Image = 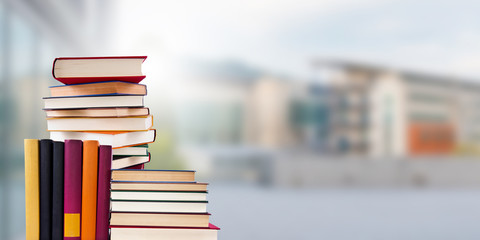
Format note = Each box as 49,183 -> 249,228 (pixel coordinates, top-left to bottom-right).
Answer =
50,81 -> 147,97
110,200 -> 208,213
50,129 -> 156,148
53,56 -> 147,84
24,139 -> 40,240
43,95 -> 144,110
52,141 -> 64,240
96,145 -> 113,240
112,154 -> 151,169
64,140 -> 83,239
47,115 -> 153,131
111,181 -> 208,192
45,107 -> 149,118
39,139 -> 53,240
112,169 -> 196,182
110,212 -> 211,228
110,223 -> 220,240
81,140 -> 99,240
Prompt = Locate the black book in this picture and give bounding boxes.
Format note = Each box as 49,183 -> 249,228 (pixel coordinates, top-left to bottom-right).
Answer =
39,139 -> 53,239
52,141 -> 64,240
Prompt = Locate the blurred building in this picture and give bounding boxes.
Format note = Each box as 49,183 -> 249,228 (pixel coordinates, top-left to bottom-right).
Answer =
315,60 -> 480,158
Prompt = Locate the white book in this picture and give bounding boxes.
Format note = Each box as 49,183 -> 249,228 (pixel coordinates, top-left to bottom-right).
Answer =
110,190 -> 207,201
112,155 -> 150,169
111,200 -> 207,213
43,95 -> 144,109
110,224 -> 219,240
47,115 -> 153,131
50,129 -> 155,148
113,146 -> 148,156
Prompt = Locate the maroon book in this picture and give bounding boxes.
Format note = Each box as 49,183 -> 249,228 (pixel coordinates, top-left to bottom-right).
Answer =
125,163 -> 145,170
64,140 -> 82,239
96,145 -> 113,240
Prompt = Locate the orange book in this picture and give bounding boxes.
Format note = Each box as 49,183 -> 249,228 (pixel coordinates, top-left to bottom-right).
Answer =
81,140 -> 99,240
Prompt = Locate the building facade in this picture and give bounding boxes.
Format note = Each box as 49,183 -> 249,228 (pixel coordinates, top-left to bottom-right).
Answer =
316,60 -> 480,158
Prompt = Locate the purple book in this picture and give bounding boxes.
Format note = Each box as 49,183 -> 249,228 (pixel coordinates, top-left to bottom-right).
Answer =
96,145 -> 112,240
64,140 -> 82,239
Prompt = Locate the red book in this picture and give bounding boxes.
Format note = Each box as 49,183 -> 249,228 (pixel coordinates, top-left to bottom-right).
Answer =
52,56 -> 147,85
125,163 -> 145,170
64,140 -> 83,239
95,145 -> 113,240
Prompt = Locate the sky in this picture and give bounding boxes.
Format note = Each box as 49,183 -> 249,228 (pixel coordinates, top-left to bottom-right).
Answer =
111,0 -> 480,80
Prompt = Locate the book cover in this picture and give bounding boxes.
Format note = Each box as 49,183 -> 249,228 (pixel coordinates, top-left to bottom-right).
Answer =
39,139 -> 53,239
81,140 -> 99,240
64,140 -> 83,239
96,145 -> 113,240
24,139 -> 40,240
52,141 -> 64,240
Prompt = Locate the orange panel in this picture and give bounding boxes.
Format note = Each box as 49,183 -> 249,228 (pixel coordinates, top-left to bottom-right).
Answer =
408,123 -> 455,155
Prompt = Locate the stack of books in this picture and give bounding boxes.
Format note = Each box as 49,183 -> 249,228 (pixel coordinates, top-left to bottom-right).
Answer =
24,56 -> 219,239
46,56 -> 155,169
109,169 -> 219,239
24,139 -> 113,239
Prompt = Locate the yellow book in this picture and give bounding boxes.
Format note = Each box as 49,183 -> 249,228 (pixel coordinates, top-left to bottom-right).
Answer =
24,139 -> 40,240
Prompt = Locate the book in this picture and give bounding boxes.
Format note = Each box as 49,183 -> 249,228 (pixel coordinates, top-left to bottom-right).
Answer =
45,107 -> 149,118
96,145 -> 113,240
110,223 -> 219,240
64,140 -> 83,239
24,139 -> 40,240
110,212 -> 210,228
112,154 -> 151,169
125,163 -> 145,170
52,141 -> 64,240
110,200 -> 208,213
111,190 -> 207,201
113,145 -> 148,156
53,56 -> 146,84
39,139 -> 53,240
112,170 -> 196,182
47,115 -> 153,131
50,129 -> 156,148
81,140 -> 99,240
50,81 -> 147,97
43,95 -> 144,109
111,181 -> 208,192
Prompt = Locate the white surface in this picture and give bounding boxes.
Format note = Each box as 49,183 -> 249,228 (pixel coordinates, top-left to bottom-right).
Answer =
208,184 -> 480,240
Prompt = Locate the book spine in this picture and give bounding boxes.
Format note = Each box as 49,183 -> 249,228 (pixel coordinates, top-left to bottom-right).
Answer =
64,139 -> 82,240
81,140 -> 99,240
52,141 -> 65,240
40,139 -> 53,239
96,145 -> 112,240
24,139 -> 40,240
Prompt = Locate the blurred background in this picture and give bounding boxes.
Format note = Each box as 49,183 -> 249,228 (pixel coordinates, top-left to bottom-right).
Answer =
2,0 -> 480,239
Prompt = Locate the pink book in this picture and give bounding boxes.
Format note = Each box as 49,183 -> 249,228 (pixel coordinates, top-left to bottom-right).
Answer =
64,140 -> 83,239
96,145 -> 113,240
